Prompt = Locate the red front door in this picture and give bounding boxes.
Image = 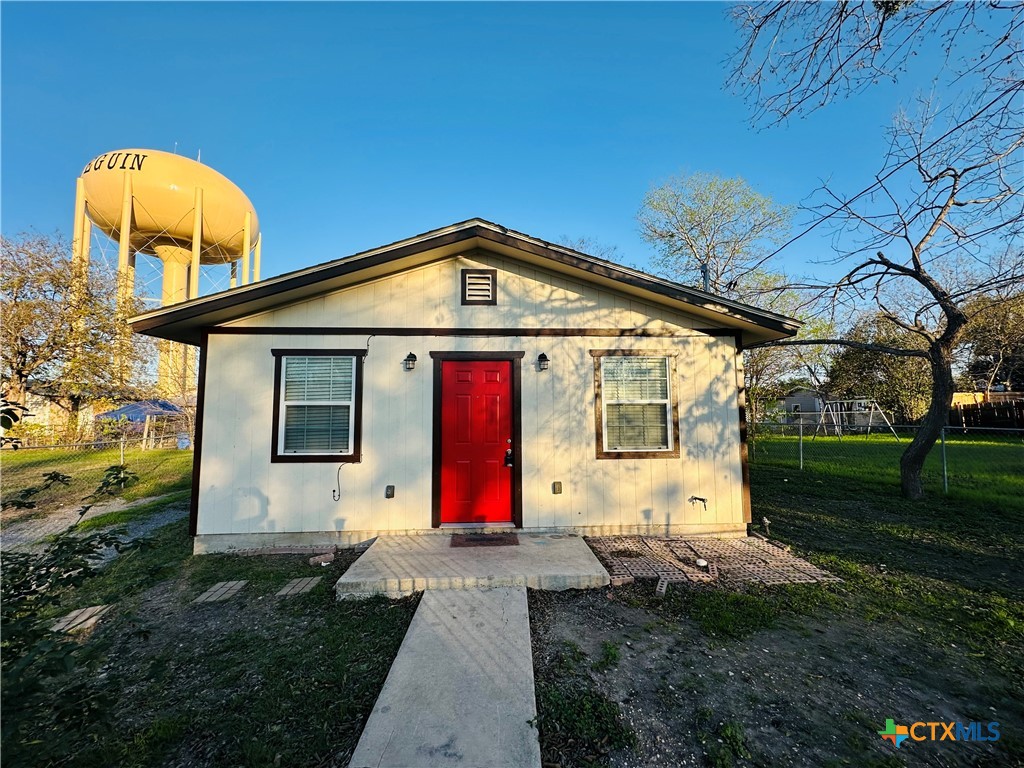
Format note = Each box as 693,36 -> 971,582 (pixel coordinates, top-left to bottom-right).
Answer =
439,360 -> 513,524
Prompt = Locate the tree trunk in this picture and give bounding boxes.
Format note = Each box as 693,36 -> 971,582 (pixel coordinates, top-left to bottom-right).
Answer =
4,374 -> 28,407
899,345 -> 955,499
55,395 -> 85,444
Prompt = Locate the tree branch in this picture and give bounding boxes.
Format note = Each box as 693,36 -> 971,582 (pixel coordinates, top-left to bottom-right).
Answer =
748,337 -> 930,359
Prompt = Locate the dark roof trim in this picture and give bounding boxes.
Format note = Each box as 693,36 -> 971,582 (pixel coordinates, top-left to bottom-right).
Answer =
131,219 -> 800,343
131,223 -> 481,334
471,224 -> 797,335
204,325 -> 739,338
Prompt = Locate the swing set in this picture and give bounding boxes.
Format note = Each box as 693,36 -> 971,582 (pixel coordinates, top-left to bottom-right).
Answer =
812,398 -> 900,441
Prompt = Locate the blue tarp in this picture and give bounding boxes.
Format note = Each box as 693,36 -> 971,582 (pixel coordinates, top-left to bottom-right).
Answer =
95,399 -> 181,423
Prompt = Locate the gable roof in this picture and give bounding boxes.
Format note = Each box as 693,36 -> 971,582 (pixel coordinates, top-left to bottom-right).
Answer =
130,218 -> 800,348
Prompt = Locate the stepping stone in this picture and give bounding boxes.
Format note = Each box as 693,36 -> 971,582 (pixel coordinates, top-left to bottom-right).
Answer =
277,576 -> 322,596
52,605 -> 110,632
193,580 -> 248,603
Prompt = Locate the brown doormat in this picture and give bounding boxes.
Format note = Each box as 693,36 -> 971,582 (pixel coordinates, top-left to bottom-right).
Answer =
450,533 -> 519,548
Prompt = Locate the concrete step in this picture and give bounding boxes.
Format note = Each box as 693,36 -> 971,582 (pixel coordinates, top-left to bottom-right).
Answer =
335,533 -> 609,599
348,587 -> 541,768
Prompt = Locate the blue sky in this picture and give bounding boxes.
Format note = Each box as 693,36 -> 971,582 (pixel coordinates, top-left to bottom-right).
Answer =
2,1 -> 945,290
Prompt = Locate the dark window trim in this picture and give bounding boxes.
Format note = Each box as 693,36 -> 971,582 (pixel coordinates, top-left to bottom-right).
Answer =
589,349 -> 681,460
461,268 -> 498,305
430,351 -> 524,528
270,348 -> 367,463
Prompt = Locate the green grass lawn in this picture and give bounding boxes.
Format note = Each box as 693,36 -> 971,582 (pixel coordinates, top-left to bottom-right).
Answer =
750,430 -> 1023,507
2,445 -> 194,506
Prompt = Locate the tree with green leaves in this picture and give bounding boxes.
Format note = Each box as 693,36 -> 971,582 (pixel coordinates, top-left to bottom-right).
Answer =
636,173 -> 827,423
729,1 -> 1023,499
638,172 -> 794,296
960,291 -> 1024,394
739,271 -> 836,425
825,315 -> 931,423
1,234 -> 149,441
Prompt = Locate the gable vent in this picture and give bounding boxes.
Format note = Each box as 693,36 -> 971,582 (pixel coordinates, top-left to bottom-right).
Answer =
461,269 -> 497,305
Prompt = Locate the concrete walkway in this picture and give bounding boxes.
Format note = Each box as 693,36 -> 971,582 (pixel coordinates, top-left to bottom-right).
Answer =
349,587 -> 541,768
335,533 -> 609,598
344,534 -> 608,767
1,496 -> 188,554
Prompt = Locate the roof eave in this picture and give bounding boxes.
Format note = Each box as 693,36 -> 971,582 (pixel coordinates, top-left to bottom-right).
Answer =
130,219 -> 800,347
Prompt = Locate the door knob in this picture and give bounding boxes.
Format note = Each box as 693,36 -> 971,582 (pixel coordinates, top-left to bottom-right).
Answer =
504,448 -> 514,467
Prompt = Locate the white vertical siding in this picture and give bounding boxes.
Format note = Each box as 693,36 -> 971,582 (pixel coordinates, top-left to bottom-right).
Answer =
194,252 -> 748,549
225,252 -> 701,333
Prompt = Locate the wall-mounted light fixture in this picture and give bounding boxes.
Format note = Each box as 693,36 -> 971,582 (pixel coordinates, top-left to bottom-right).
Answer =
537,353 -> 550,371
403,353 -> 417,371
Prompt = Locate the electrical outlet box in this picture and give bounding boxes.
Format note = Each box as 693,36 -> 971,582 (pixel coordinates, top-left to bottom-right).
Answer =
385,485 -> 395,499
552,481 -> 562,494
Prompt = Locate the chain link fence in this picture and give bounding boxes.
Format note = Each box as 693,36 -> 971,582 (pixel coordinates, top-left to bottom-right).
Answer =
749,422 -> 1024,501
9,410 -> 195,449
1,438 -> 195,518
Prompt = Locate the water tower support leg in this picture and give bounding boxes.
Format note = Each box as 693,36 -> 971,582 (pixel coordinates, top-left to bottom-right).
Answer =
230,261 -> 238,288
254,237 -> 262,282
72,177 -> 87,274
81,218 -> 93,274
117,173 -> 134,311
242,211 -> 252,286
190,187 -> 203,300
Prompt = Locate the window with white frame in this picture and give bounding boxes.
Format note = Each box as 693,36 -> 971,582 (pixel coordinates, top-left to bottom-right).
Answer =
591,351 -> 679,459
272,351 -> 364,461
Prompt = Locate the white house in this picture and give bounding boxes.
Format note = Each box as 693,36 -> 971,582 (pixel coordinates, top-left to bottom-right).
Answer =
131,220 -> 800,553
779,386 -> 824,424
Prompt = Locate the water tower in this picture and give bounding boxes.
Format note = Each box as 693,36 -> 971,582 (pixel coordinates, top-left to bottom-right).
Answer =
71,148 -> 261,394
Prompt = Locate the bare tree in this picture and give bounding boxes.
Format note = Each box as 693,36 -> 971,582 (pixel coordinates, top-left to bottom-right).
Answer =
730,1 -> 1024,499
729,1 -> 1022,129
556,235 -> 622,262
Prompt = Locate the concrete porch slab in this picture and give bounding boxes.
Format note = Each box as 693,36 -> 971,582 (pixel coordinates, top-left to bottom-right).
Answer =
335,533 -> 609,599
348,587 -> 541,768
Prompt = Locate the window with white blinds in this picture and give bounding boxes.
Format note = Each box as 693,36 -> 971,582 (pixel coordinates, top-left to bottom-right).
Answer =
279,356 -> 356,455
599,355 -> 675,453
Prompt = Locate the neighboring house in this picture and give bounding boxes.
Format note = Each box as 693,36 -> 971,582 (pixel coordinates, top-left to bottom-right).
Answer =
8,390 -> 104,445
131,220 -> 800,553
779,387 -> 823,424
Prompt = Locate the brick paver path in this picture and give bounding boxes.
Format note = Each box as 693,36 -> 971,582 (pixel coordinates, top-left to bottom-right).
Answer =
587,535 -> 842,594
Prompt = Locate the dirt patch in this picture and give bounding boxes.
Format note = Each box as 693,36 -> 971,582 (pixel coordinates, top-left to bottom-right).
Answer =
530,583 -> 1018,768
